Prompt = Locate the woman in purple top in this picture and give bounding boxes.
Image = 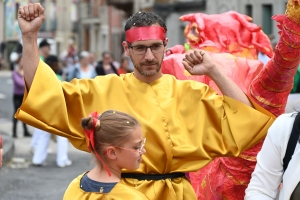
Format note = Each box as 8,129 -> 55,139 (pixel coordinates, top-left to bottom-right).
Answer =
12,54 -> 30,138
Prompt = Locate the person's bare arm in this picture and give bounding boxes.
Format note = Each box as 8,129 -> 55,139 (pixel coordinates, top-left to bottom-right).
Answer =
183,50 -> 252,107
18,3 -> 45,89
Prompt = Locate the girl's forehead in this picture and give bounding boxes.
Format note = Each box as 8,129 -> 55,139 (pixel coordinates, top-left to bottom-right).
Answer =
128,127 -> 143,140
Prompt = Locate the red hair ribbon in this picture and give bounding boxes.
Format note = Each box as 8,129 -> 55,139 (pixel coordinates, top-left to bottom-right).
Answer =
125,26 -> 166,43
83,111 -> 111,176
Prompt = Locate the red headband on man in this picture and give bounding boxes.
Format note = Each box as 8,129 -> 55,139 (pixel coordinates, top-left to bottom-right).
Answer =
83,111 -> 111,176
125,26 -> 166,43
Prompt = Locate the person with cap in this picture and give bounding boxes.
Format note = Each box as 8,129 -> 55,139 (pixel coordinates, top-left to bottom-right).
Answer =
17,4 -> 275,199
30,39 -> 51,148
31,55 -> 72,168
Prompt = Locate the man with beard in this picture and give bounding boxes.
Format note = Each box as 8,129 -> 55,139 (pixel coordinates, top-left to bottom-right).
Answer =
16,3 -> 274,199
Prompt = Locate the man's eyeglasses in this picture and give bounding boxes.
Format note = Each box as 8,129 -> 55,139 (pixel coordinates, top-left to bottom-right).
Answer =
127,42 -> 166,55
114,138 -> 146,153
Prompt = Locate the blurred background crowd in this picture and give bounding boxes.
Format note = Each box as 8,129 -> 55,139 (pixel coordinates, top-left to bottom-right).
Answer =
0,0 -> 289,74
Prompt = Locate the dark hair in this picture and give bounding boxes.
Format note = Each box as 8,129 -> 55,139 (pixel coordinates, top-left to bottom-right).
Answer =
39,39 -> 50,48
14,42 -> 23,54
81,110 -> 140,164
12,43 -> 23,63
124,12 -> 167,32
45,55 -> 58,68
102,51 -> 112,58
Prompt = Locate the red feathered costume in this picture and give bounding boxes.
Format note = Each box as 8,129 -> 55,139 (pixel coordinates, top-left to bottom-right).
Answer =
161,0 -> 300,199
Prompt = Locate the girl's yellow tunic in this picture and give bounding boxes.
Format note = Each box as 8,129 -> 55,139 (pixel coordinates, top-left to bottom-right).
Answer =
63,173 -> 149,200
16,61 -> 275,199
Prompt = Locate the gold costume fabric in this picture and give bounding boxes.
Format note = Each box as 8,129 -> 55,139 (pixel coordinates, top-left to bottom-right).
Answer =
16,61 -> 274,199
63,172 -> 149,200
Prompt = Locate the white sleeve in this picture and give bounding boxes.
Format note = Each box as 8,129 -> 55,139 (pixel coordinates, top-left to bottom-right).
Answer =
245,116 -> 286,200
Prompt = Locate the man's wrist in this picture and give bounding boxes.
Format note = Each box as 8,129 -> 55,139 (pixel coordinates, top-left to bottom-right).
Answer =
22,32 -> 38,41
206,64 -> 222,80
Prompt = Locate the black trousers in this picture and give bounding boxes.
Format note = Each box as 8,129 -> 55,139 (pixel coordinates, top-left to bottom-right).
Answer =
12,94 -> 29,137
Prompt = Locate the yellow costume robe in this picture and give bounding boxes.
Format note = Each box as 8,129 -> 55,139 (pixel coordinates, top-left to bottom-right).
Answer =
16,61 -> 275,199
63,172 -> 149,200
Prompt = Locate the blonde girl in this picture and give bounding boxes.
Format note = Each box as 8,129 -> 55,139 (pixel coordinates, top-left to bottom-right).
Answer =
63,110 -> 147,199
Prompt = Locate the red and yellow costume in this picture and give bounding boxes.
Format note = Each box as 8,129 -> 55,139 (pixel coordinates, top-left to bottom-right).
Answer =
162,0 -> 300,199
